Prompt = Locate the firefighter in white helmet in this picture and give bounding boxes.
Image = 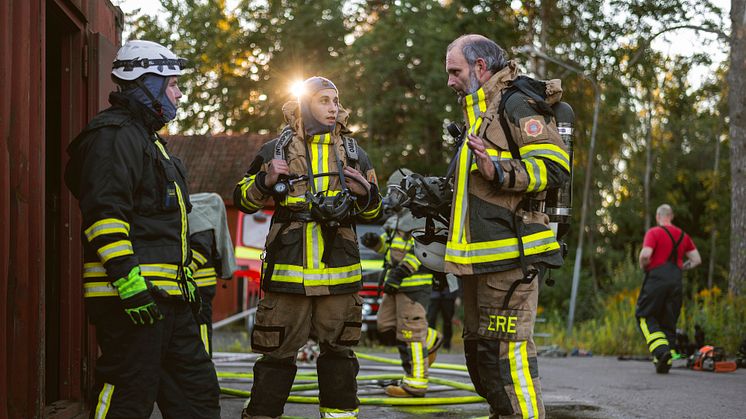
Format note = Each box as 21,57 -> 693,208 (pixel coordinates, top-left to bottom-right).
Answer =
361,169 -> 443,398
65,40 -> 220,418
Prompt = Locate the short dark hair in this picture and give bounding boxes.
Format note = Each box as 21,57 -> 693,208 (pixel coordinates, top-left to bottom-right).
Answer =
448,35 -> 508,73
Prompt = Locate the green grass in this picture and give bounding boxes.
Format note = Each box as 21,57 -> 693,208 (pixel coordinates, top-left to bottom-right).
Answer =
542,285 -> 746,357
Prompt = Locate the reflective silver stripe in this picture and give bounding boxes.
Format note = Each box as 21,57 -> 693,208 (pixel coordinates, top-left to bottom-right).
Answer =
94,383 -> 115,419
526,160 -> 544,192
196,277 -> 217,287
97,240 -> 134,263
445,235 -> 556,259
194,267 -> 217,278
521,148 -> 570,169
85,219 -> 130,242
511,342 -> 538,418
320,408 -> 359,418
140,265 -> 179,278
84,282 -> 118,297
192,250 -> 208,265
83,263 -> 107,278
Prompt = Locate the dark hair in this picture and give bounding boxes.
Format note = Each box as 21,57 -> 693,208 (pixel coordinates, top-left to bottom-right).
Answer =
448,35 -> 508,73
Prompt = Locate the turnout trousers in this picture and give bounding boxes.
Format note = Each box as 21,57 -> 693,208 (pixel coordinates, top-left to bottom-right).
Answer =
635,262 -> 683,359
462,266 -> 544,419
87,298 -> 220,419
377,290 -> 437,396
246,292 -> 363,419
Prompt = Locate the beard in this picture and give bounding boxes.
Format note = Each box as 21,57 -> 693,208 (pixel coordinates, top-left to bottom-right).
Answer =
456,65 -> 482,101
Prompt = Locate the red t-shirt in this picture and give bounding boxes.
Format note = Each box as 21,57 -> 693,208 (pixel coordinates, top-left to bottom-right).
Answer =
642,225 -> 696,271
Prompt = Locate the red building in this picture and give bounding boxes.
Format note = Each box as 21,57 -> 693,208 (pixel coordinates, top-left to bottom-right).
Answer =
1,1 -> 123,417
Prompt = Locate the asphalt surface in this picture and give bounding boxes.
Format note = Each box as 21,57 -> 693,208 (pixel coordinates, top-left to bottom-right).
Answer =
152,350 -> 745,418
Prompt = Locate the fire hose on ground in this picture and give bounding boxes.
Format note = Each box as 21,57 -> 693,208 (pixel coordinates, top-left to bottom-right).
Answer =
215,351 -> 487,407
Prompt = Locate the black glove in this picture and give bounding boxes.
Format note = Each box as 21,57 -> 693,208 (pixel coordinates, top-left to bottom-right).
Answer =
383,265 -> 408,295
383,283 -> 399,295
361,232 -> 380,248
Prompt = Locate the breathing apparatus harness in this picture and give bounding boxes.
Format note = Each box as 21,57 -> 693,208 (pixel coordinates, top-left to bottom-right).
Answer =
262,126 -> 373,281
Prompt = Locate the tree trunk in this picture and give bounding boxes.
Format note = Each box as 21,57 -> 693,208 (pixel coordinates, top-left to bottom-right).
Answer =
707,120 -> 722,289
643,93 -> 653,232
728,0 -> 746,296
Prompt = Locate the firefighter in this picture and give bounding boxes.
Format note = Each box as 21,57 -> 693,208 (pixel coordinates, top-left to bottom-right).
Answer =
636,204 -> 700,373
64,40 -> 220,418
444,35 -> 571,418
188,192 -> 239,356
361,169 -> 443,398
234,76 -> 382,419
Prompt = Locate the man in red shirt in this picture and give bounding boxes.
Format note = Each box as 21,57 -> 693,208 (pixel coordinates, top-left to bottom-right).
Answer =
636,204 -> 701,373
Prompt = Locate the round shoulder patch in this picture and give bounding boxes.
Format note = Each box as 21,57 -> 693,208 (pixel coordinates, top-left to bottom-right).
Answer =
523,118 -> 544,138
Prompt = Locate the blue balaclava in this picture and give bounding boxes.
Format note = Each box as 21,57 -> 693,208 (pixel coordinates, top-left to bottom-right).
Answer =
124,74 -> 178,122
300,76 -> 338,136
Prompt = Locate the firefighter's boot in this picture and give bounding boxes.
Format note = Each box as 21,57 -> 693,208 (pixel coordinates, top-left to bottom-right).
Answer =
654,350 -> 673,374
385,383 -> 425,398
243,355 -> 297,418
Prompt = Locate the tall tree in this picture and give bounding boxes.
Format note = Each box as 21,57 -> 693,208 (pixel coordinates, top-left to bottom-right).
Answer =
728,0 -> 745,295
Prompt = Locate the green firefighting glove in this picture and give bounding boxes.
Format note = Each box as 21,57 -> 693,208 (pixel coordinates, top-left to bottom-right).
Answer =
113,266 -> 163,325
184,267 -> 202,316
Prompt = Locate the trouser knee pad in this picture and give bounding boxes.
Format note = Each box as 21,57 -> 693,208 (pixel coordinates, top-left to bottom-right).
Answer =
246,356 -> 297,418
477,339 -> 514,416
377,328 -> 397,346
317,344 -> 360,410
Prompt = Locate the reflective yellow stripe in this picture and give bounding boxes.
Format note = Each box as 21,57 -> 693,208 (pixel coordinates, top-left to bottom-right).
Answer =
426,328 -> 437,349
192,250 -> 208,266
650,339 -> 668,352
96,240 -> 134,264
509,342 -> 537,418
154,141 -> 189,267
83,262 -> 107,278
411,341 -> 424,379
525,158 -> 547,193
83,279 -> 183,298
200,323 -> 210,354
319,407 -> 359,418
403,375 -> 428,389
400,274 -> 432,287
521,341 -> 539,417
140,264 -> 179,279
359,198 -> 382,220
519,143 -> 570,172
85,218 -> 130,242
646,331 -> 666,344
83,262 -> 180,280
94,383 -> 115,419
469,149 -> 514,172
446,230 -> 559,264
194,267 -> 217,279
195,277 -> 217,287
270,263 -> 362,287
239,176 -> 263,211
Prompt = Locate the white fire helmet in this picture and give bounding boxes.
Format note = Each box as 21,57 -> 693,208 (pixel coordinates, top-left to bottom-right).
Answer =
411,225 -> 449,272
111,40 -> 186,81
